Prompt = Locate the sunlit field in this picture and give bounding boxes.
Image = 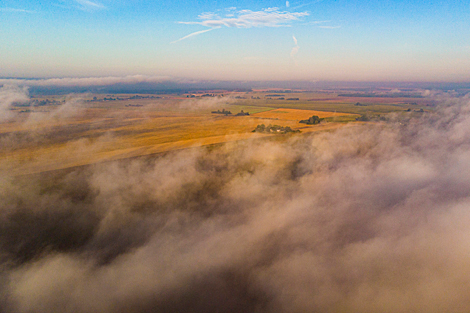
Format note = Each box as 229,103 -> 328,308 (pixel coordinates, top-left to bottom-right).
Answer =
0,93 -> 368,175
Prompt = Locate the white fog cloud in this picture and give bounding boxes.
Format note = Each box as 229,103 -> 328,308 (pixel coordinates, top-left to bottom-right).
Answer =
0,75 -> 172,88
2,94 -> 470,312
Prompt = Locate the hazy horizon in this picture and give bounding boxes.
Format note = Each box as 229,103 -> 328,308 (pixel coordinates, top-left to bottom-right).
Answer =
1,76 -> 470,96
1,0 -> 470,82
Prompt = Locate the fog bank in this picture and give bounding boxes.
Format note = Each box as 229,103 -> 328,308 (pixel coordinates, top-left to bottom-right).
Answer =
1,95 -> 470,312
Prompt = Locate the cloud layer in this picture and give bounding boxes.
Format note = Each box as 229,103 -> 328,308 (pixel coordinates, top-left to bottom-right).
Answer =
1,95 -> 470,312
74,0 -> 105,10
174,7 -> 309,42
181,7 -> 309,28
0,85 -> 30,122
0,7 -> 36,13
0,75 -> 172,88
291,35 -> 300,57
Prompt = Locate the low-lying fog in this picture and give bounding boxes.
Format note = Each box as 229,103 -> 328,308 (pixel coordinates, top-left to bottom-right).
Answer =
1,90 -> 470,312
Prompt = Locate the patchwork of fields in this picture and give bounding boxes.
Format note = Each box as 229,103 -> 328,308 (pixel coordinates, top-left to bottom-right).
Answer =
0,91 -> 430,175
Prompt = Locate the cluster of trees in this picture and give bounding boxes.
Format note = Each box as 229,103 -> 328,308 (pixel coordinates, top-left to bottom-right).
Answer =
235,110 -> 249,116
187,94 -> 224,98
252,124 -> 300,134
299,115 -> 323,125
33,99 -> 62,106
13,99 -> 63,107
265,90 -> 297,93
129,95 -> 160,99
91,95 -> 160,101
211,109 -> 232,115
211,109 -> 249,116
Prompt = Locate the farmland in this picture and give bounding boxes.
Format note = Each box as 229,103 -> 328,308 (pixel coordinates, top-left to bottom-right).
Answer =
0,90 -> 431,175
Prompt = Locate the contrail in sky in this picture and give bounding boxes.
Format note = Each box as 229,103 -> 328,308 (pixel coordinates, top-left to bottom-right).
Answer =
292,0 -> 323,9
171,28 -> 218,44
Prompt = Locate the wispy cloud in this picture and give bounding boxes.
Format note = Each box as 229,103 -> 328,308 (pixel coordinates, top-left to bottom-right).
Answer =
0,7 -> 36,13
286,1 -> 290,8
290,45 -> 300,57
0,75 -> 172,87
304,20 -> 340,29
74,0 -> 105,10
174,7 -> 309,43
292,0 -> 323,10
319,25 -> 341,29
179,7 -> 309,28
304,20 -> 331,25
291,35 -> 300,60
171,28 -> 219,44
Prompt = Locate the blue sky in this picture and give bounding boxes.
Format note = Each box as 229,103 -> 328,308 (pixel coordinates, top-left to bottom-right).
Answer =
1,0 -> 469,81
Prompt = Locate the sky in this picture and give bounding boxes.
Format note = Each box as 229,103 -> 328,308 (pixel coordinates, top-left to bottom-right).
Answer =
1,0 -> 470,82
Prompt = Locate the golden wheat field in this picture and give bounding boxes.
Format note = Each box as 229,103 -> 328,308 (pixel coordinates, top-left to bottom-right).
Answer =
251,108 -> 352,120
1,96 -> 361,175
